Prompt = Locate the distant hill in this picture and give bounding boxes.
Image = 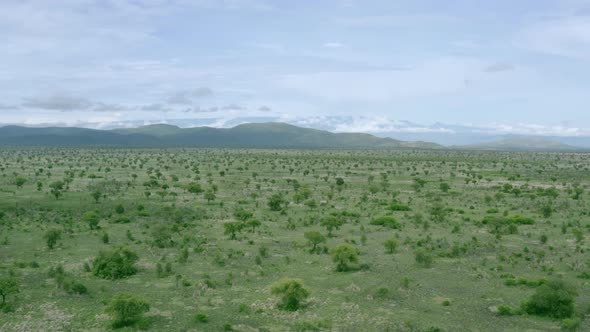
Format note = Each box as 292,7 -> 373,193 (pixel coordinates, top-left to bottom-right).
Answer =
0,122 -> 443,149
458,136 -> 585,152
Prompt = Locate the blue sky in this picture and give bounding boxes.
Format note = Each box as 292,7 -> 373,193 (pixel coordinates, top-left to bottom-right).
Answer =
2,0 -> 590,136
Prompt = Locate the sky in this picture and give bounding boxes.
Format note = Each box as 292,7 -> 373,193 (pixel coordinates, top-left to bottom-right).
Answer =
2,0 -> 590,137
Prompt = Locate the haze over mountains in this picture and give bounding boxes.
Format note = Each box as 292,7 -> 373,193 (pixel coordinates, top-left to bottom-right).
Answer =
0,122 -> 587,152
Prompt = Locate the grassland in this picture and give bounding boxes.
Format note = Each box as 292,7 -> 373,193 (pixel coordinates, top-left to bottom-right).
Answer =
0,148 -> 589,331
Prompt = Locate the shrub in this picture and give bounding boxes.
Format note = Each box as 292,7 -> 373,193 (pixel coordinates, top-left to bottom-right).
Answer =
383,238 -> 398,253
82,210 -> 100,230
44,228 -> 62,249
415,250 -> 434,268
270,278 -> 310,311
389,202 -> 411,211
194,313 -> 209,323
92,248 -> 139,280
105,293 -> 149,328
521,280 -> 577,319
64,280 -> 88,295
370,216 -> 400,229
268,193 -> 286,211
560,317 -> 581,331
497,305 -> 515,316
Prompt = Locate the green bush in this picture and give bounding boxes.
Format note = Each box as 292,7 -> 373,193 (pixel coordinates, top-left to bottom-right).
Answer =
370,216 -> 400,229
415,250 -> 434,268
271,278 -> 310,311
105,293 -> 149,328
389,202 -> 411,211
330,243 -> 359,272
194,313 -> 209,323
92,248 -> 139,280
497,305 -> 515,316
560,317 -> 581,331
521,280 -> 577,319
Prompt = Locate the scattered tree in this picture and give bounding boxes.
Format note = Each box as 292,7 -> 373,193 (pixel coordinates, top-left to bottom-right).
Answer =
270,278 -> 309,311
330,243 -> 359,272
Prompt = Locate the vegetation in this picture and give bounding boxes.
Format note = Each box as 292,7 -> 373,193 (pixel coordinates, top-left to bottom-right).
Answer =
105,293 -> 150,328
1,147 -> 589,330
270,278 -> 310,311
92,248 -> 139,280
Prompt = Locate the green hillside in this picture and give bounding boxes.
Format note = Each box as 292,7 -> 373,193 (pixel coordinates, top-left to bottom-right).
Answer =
459,136 -> 584,152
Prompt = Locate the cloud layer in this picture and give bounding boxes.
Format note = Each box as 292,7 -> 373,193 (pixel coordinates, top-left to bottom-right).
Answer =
1,0 -> 590,137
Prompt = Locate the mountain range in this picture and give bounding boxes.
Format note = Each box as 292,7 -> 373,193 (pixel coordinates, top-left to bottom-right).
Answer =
0,123 -> 442,149
0,122 -> 587,151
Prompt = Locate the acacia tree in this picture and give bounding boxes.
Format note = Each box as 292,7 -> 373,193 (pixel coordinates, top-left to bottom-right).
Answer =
320,216 -> 344,237
224,221 -> 244,240
246,218 -> 261,232
49,181 -> 64,200
304,231 -> 325,253
270,278 -> 309,311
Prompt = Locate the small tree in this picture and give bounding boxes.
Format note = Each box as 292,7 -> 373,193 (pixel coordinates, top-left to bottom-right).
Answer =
83,210 -> 100,230
330,243 -> 359,272
49,181 -> 64,200
304,231 -> 325,253
44,228 -> 62,249
383,238 -> 398,254
415,250 -> 434,267
0,277 -> 19,306
224,221 -> 244,240
187,182 -> 203,194
115,204 -> 125,214
204,189 -> 216,204
150,224 -> 174,248
321,215 -> 344,236
270,278 -> 309,311
268,193 -> 286,211
246,218 -> 261,232
105,293 -> 149,328
15,176 -> 26,189
91,190 -> 102,203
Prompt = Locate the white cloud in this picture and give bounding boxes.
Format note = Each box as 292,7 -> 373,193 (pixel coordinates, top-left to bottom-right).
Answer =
278,57 -> 480,101
336,14 -> 459,28
323,42 -> 344,48
167,87 -> 214,104
22,94 -> 92,111
484,62 -> 515,73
